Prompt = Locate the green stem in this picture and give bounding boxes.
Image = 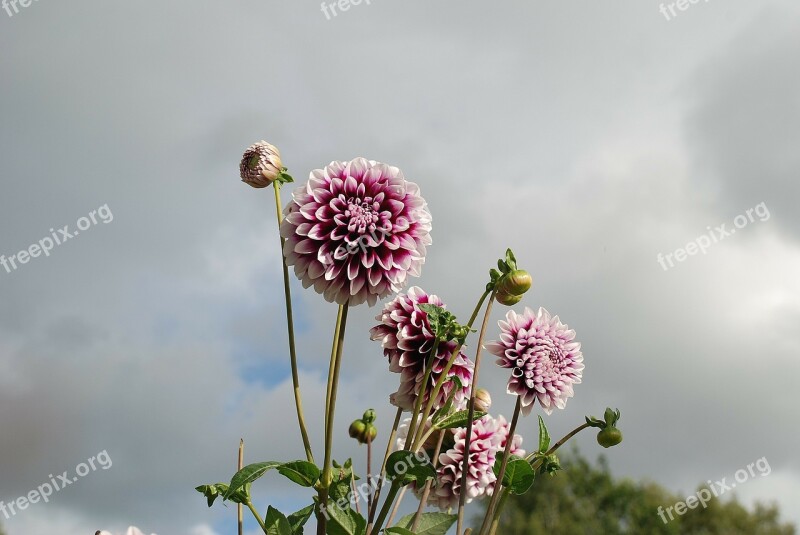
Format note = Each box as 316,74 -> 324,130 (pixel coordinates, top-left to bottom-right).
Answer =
403,339 -> 441,451
273,182 -> 314,464
319,303 -> 350,535
246,501 -> 267,534
487,490 -> 510,535
367,407 -> 403,533
479,396 -> 522,535
411,430 -> 446,531
456,292 -> 496,535
372,481 -> 401,534
526,422 -> 592,464
411,290 -> 491,450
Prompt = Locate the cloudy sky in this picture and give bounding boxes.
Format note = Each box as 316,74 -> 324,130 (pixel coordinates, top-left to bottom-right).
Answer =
1,0 -> 799,533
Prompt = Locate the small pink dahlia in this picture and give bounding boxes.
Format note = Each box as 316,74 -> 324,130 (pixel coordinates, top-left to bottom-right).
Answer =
431,414 -> 525,510
486,307 -> 583,416
280,158 -> 432,307
370,287 -> 473,411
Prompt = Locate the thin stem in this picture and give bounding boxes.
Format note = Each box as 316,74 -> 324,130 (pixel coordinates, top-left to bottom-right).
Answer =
372,481 -> 401,534
367,407 -> 403,532
411,430 -> 446,531
456,292 -> 495,535
412,290 -> 491,450
487,490 -> 510,535
246,501 -> 267,534
352,473 -> 361,515
238,439 -> 244,535
367,435 -> 373,515
319,303 -> 350,535
526,422 -> 592,463
324,306 -> 345,434
273,182 -> 314,464
386,487 -> 407,528
479,396 -> 522,535
403,339 -> 440,451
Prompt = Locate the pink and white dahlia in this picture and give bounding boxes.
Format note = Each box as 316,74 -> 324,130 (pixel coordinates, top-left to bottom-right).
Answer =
370,287 -> 473,411
486,307 -> 583,416
280,158 -> 432,306
431,415 -> 525,510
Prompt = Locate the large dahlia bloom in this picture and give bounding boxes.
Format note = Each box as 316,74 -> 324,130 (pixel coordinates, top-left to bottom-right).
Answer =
486,307 -> 583,416
280,158 -> 432,306
431,415 -> 525,510
370,287 -> 473,410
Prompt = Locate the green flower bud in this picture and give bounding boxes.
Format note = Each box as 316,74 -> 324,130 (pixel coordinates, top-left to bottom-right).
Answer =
349,420 -> 366,441
500,270 -> 532,296
495,288 -> 523,306
362,409 -> 377,424
597,426 -> 623,448
348,418 -> 378,444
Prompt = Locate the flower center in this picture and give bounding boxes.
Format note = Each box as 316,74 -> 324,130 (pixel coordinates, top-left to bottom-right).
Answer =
344,196 -> 380,235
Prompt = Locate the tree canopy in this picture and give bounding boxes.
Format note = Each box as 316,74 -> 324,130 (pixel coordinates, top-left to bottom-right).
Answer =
485,451 -> 795,535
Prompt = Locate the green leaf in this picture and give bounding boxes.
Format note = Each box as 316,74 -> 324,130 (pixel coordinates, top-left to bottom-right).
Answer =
384,528 -> 415,535
396,512 -> 457,535
386,451 -> 436,485
287,504 -> 314,534
224,461 -> 281,499
433,409 -> 486,430
537,415 -> 551,453
278,461 -> 321,487
196,483 -> 248,506
493,456 -> 535,495
264,506 -> 293,535
324,501 -> 366,535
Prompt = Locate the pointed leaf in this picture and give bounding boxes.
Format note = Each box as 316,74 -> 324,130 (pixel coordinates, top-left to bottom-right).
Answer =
324,501 -> 366,535
433,409 -> 486,430
224,461 -> 281,499
288,504 -> 314,534
264,506 -> 293,535
537,415 -> 551,453
396,512 -> 457,535
278,461 -> 321,487
493,455 -> 535,495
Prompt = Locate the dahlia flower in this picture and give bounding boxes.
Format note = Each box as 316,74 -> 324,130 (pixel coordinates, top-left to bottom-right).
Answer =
431,414 -> 525,510
240,141 -> 283,188
280,158 -> 432,306
486,307 -> 583,416
370,287 -> 472,410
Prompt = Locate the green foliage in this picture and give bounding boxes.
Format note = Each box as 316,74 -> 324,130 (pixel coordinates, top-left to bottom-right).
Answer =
485,451 -> 795,535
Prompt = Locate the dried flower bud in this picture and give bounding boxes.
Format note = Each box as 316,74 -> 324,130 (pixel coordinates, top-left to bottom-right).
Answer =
240,141 -> 283,188
473,388 -> 492,413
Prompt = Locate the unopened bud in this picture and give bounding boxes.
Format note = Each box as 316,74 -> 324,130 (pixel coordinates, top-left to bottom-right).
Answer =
348,418 -> 378,444
495,288 -> 523,306
240,141 -> 283,188
362,408 -> 377,424
474,388 -> 492,412
500,270 -> 532,295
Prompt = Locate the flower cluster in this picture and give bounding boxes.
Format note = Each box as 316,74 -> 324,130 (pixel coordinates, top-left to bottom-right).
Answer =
370,287 -> 473,411
486,307 -> 583,416
280,158 -> 432,307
